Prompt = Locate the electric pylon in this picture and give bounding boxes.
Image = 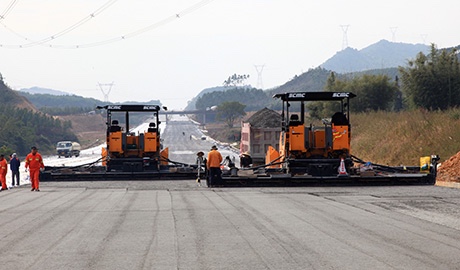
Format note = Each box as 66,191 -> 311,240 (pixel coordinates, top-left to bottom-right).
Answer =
98,82 -> 114,102
340,25 -> 350,50
254,64 -> 265,89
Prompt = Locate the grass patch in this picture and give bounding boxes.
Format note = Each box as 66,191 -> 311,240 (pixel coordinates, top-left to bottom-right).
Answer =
351,109 -> 460,165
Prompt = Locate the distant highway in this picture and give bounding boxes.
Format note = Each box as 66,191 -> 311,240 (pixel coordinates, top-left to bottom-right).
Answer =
160,109 -> 210,115
162,115 -> 240,166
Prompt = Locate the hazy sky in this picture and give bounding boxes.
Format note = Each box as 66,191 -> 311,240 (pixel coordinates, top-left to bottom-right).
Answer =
0,0 -> 458,110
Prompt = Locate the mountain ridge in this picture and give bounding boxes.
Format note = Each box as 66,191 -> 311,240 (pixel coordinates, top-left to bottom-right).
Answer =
320,39 -> 430,73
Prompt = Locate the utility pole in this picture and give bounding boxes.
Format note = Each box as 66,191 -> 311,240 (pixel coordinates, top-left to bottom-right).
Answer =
98,82 -> 114,102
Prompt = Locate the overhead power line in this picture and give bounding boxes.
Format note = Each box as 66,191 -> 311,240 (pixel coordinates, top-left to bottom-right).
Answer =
0,0 -> 216,49
0,0 -> 19,20
0,0 -> 118,48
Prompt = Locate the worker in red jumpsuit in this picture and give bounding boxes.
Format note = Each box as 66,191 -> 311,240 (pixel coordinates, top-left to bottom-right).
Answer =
0,154 -> 7,191
25,146 -> 45,192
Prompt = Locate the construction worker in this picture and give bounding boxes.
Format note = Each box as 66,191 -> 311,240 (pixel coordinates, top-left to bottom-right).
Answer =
25,146 -> 45,192
10,153 -> 20,187
240,151 -> 252,168
206,145 -> 222,187
0,154 -> 7,191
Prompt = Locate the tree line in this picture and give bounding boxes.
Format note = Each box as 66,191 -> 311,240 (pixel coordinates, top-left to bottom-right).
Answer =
19,92 -> 101,113
0,105 -> 77,156
195,87 -> 271,112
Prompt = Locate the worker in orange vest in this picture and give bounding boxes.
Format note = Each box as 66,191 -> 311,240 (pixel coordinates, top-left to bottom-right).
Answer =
206,145 -> 223,187
25,146 -> 45,192
0,154 -> 7,191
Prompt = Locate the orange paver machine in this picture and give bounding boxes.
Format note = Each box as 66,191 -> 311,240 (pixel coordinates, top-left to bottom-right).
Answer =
269,91 -> 355,176
99,104 -> 169,172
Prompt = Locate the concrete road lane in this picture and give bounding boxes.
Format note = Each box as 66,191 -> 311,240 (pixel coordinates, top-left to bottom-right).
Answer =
0,182 -> 459,269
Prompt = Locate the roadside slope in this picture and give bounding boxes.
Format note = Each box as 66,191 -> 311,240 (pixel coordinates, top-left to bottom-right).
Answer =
60,114 -> 106,149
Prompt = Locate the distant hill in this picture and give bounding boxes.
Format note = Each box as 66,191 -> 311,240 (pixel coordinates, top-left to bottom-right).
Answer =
18,91 -> 103,111
0,80 -> 78,155
266,67 -> 331,96
1,83 -> 37,111
17,90 -> 161,112
19,86 -> 71,96
185,86 -> 229,110
320,39 -> 429,73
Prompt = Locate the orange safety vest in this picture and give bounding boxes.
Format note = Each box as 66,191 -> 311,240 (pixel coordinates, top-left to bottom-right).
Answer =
0,159 -> 7,176
25,153 -> 45,170
207,150 -> 222,168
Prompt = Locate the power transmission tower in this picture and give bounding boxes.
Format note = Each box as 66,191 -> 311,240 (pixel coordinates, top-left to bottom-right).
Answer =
340,25 -> 350,50
254,64 -> 265,89
420,34 -> 428,44
98,82 -> 114,102
390,27 -> 398,42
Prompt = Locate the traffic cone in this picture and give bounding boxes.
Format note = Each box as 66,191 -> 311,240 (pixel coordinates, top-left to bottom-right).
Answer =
337,158 -> 349,177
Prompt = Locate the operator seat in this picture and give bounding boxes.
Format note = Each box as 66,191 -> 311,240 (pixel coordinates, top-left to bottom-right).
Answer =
147,122 -> 157,133
289,114 -> 301,126
110,120 -> 122,132
331,112 -> 348,125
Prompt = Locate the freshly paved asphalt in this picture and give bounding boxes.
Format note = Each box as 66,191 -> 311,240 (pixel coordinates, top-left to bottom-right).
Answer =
0,181 -> 460,269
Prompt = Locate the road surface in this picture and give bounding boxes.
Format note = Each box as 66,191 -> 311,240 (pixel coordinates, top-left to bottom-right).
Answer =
1,116 -> 459,269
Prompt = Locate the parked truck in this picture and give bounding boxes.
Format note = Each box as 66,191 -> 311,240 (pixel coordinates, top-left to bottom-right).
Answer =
56,141 -> 81,158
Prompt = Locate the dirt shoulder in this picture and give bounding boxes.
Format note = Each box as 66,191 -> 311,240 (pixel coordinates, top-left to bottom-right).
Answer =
437,151 -> 460,183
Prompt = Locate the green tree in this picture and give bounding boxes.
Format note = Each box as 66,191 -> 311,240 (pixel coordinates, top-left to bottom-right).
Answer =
399,44 -> 460,110
0,104 -> 78,155
216,101 -> 246,128
351,74 -> 397,112
195,87 -> 270,112
223,74 -> 250,87
308,72 -> 396,119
